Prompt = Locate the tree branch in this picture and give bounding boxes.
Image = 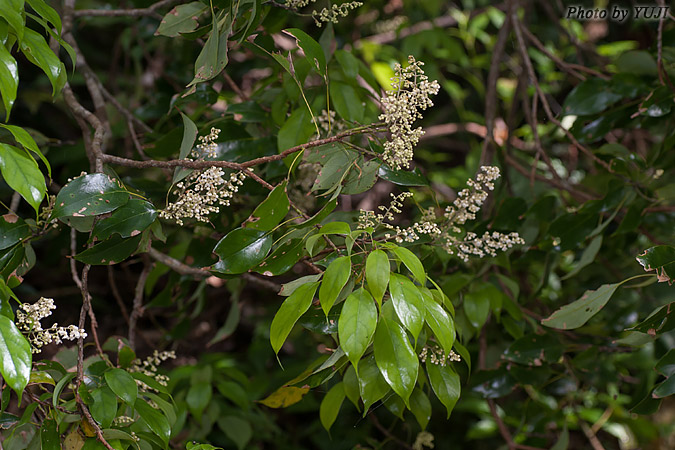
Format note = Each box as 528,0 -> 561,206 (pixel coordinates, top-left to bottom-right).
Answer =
73,0 -> 180,18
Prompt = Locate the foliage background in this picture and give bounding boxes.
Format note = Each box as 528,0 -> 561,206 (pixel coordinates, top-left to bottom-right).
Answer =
0,0 -> 673,449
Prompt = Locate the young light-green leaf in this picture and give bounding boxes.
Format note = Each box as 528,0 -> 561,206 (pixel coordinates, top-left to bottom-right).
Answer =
319,255 -> 351,316
270,282 -> 319,354
373,315 -> 418,406
0,124 -> 51,178
20,28 -> 66,96
388,273 -> 425,343
0,45 -> 18,120
0,143 -> 46,213
421,288 -> 455,354
0,315 -> 31,399
339,288 -> 377,372
104,368 -> 138,405
366,250 -> 390,306
319,382 -> 345,432
426,360 -> 460,419
389,246 -> 426,285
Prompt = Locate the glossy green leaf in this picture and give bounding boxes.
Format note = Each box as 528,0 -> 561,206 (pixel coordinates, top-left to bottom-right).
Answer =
212,228 -> 273,275
542,283 -> 621,330
0,315 -> 31,398
426,360 -> 460,418
0,143 -> 45,213
409,387 -> 431,430
330,81 -> 364,122
562,78 -> 622,116
339,288 -> 377,372
89,386 -> 117,428
373,315 -> 418,406
75,234 -> 142,265
155,2 -> 207,37
135,398 -> 170,444
244,181 -> 290,231
636,246 -> 675,285
219,415 -> 252,450
342,365 -> 360,410
92,199 -> 157,240
0,124 -> 50,178
40,418 -> 60,450
319,382 -> 345,432
421,289 -> 455,354
389,246 -> 426,285
27,0 -> 61,33
366,250 -> 389,306
653,376 -> 675,398
0,44 -> 18,120
53,173 -> 129,219
189,11 -> 231,86
104,368 -> 138,405
0,215 -> 29,251
279,274 -> 322,296
284,28 -> 326,74
357,355 -> 390,412
319,255 -> 351,316
377,166 -> 430,186
389,273 -> 425,342
20,28 -> 65,96
255,239 -> 304,276
0,0 -> 24,41
172,112 -> 199,184
270,282 -> 319,354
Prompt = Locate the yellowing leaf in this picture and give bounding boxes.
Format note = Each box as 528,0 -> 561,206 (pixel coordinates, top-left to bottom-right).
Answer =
259,386 -> 309,408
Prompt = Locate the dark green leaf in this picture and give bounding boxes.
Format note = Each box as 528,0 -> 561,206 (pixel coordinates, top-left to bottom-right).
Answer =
0,215 -> 29,251
53,173 -> 129,219
388,273 -> 425,342
219,415 -> 252,450
335,49 -> 359,79
357,355 -> 390,412
378,166 -> 430,186
342,158 -> 379,195
270,282 -> 319,353
616,50 -> 658,76
409,387 -> 431,430
212,228 -> 273,275
0,0 -> 24,41
92,199 -> 157,240
27,0 -> 61,33
343,365 -> 360,410
104,368 -> 138,405
653,376 -> 675,398
319,382 -> 345,432
562,78 -> 622,116
155,2 -> 207,37
503,333 -> 563,366
374,315 -> 418,406
542,283 -> 621,330
284,28 -> 326,74
172,113 -> 199,184
39,418 -> 60,450
0,315 -> 31,398
244,181 -> 290,231
655,349 -> 675,378
464,289 -> 491,330
628,302 -> 675,337
135,398 -> 171,444
278,107 -> 315,152
89,386 -> 117,429
339,288 -> 377,372
189,11 -> 232,86
330,81 -> 364,122
421,289 -> 455,354
389,246 -> 426,285
426,360 -> 460,418
636,246 -> 675,285
75,234 -> 142,265
255,239 -> 304,276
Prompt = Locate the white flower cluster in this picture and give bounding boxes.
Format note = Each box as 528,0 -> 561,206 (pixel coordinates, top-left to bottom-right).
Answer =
379,56 -> 440,170
445,231 -> 525,262
192,127 -> 220,158
312,2 -> 363,27
129,350 -> 176,392
444,166 -> 500,230
419,345 -> 461,366
15,297 -> 87,354
359,193 -> 441,243
358,192 -> 413,229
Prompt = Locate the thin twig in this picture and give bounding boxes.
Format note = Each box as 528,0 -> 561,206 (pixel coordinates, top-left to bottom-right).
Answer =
73,0 -> 179,18
129,257 -> 153,350
107,266 -> 130,325
367,414 -> 414,450
580,421 -> 606,450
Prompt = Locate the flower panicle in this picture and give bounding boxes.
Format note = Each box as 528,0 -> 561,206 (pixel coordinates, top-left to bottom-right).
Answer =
16,297 -> 87,353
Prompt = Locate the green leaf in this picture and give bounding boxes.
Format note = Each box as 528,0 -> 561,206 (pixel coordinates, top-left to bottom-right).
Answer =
330,81 -> 364,122
464,289 -> 490,330
562,78 -> 622,116
155,2 -> 207,37
628,302 -> 675,337
377,166 -> 430,186
357,355 -> 390,412
0,143 -> 45,213
389,246 -> 426,285
244,181 -> 290,231
278,107 -> 315,152
189,11 -> 232,86
319,382 -> 345,432
254,239 -> 304,276
270,282 -> 319,354
503,333 -> 564,366
217,380 -> 249,410
421,289 -> 455,354
409,387 -> 431,430
219,415 -> 251,450
655,349 -> 675,378
339,288 -> 377,372
561,235 -> 603,280
0,0 -> 24,41
172,112 -> 199,184
389,273 -> 425,342
653,376 -> 675,398
0,215 -> 29,251
636,246 -> 675,285
89,386 -> 117,429
366,250 -> 389,306
212,228 -> 273,275
92,199 -> 157,240
319,255 -> 351,316
335,49 -> 359,79
135,398 -> 170,444
279,274 -> 322,296
26,0 -> 61,33
40,418 -> 60,450
542,283 -> 621,330
342,365 -> 360,410
426,360 -> 460,418
312,147 -> 357,192
616,50 -> 658,76
0,44 -> 18,120
104,368 -> 138,405
284,28 -> 326,74
187,382 -> 212,420
75,234 -> 142,265
0,315 -> 31,398
53,173 -> 129,219
373,315 -> 418,406
342,158 -> 379,195
20,28 -> 65,96
0,124 -> 51,178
